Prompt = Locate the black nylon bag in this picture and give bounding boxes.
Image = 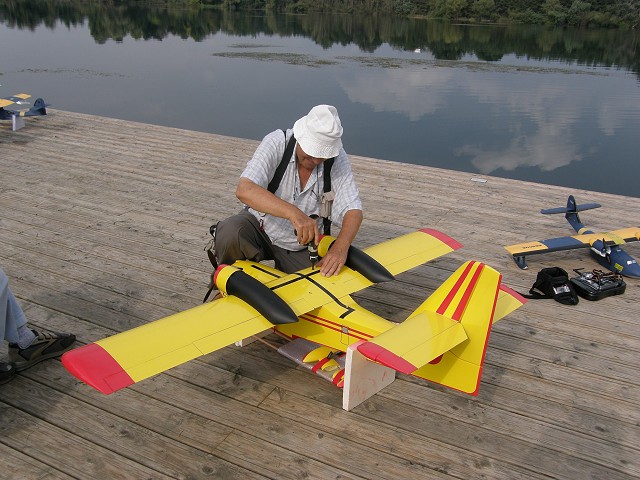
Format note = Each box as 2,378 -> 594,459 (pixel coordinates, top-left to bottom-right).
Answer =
524,267 -> 579,305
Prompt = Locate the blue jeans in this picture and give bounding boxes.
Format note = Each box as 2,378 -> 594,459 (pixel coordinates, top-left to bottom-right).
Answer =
0,268 -> 28,344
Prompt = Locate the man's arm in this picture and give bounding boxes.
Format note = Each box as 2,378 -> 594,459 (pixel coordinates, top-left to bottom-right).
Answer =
236,177 -> 319,246
317,208 -> 363,277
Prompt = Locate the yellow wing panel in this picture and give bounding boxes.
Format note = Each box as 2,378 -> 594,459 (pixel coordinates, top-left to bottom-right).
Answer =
1,93 -> 31,108
504,241 -> 548,255
493,285 -> 527,324
574,227 -> 640,245
1,94 -> 31,108
412,353 -> 482,394
363,229 -> 463,276
63,297 -> 273,394
610,227 -> 640,241
265,268 -> 374,316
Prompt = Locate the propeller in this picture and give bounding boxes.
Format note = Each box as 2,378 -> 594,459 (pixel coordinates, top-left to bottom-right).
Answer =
602,238 -> 612,264
590,238 -> 612,263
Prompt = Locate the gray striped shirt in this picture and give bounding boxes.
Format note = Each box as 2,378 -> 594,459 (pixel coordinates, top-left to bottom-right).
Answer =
241,129 -> 362,251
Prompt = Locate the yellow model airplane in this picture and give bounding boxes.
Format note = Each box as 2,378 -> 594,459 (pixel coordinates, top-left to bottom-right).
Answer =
62,228 -> 526,400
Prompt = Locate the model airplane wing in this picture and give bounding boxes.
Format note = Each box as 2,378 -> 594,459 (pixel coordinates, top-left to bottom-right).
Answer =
0,93 -> 31,108
64,228 -> 461,394
62,297 -> 275,394
362,228 -> 462,276
494,284 -> 527,323
504,227 -> 640,267
237,227 -> 463,316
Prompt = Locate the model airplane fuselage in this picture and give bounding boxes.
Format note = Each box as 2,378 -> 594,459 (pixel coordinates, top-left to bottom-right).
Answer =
505,195 -> 640,278
62,228 -> 526,406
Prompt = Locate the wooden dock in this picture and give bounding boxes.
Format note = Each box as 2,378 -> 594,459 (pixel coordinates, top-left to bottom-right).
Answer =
1,110 -> 638,480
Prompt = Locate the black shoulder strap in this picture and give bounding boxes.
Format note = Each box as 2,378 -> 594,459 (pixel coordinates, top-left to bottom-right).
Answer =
267,130 -> 296,194
323,158 -> 334,193
322,158 -> 334,235
267,130 -> 335,235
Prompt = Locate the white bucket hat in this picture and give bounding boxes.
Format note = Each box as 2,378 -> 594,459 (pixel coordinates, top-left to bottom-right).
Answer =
293,105 -> 343,159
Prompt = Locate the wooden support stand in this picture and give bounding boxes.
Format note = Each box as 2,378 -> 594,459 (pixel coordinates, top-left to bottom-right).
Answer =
342,340 -> 396,411
236,335 -> 396,411
12,115 -> 25,131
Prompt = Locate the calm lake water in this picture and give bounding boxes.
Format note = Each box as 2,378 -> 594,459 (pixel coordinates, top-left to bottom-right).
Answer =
1,3 -> 640,199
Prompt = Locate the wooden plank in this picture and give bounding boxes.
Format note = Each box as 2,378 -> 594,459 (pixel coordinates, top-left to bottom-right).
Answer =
1,109 -> 639,480
0,400 -> 174,480
0,442 -> 69,480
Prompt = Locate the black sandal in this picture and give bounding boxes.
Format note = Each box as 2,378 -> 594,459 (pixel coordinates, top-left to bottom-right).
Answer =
0,362 -> 16,385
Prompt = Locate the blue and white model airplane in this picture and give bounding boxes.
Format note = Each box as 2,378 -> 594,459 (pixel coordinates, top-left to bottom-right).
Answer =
1,93 -> 48,130
505,195 -> 640,278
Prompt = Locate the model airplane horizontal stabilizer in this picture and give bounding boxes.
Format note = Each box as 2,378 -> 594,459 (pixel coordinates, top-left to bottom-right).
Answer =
63,227 -> 525,399
505,195 -> 640,278
540,202 -> 601,215
357,310 -> 468,374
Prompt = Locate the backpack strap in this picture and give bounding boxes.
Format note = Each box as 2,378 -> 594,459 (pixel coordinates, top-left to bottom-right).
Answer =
267,130 -> 296,194
267,130 -> 335,235
321,158 -> 334,235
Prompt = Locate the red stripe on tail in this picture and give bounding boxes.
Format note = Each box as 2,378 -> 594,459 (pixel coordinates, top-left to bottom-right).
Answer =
451,263 -> 484,321
436,261 -> 476,316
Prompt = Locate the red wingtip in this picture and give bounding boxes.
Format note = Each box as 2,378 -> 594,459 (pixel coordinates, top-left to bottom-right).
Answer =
62,343 -> 134,395
419,228 -> 463,251
357,342 -> 417,374
499,284 -> 528,305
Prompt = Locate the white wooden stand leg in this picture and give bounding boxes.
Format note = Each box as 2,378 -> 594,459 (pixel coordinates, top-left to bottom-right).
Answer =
342,340 -> 396,411
235,329 -> 269,347
12,115 -> 25,131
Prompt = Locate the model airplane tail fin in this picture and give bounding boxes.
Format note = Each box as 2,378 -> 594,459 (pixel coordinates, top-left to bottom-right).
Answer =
27,97 -> 47,116
357,261 -> 519,395
408,261 -> 501,395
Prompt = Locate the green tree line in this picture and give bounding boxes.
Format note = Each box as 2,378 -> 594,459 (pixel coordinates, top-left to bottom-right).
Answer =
214,0 -> 639,28
1,1 -> 638,76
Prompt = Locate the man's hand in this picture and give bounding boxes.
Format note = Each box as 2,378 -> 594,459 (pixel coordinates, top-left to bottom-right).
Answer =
290,211 -> 320,247
316,209 -> 362,277
317,240 -> 348,277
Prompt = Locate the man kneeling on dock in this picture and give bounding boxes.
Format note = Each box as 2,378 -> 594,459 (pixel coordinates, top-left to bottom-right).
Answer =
213,104 -> 363,277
